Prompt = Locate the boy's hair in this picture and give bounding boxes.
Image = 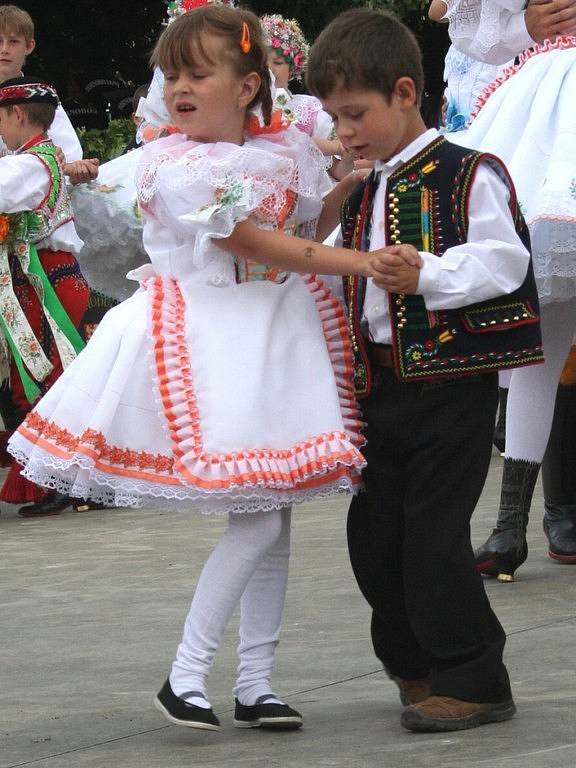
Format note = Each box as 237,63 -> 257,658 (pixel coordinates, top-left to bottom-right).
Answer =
151,4 -> 273,124
3,102 -> 56,131
0,5 -> 34,40
306,8 -> 424,102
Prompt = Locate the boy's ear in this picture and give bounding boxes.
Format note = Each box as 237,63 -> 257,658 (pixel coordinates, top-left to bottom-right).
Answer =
12,104 -> 26,123
238,71 -> 261,109
25,38 -> 36,56
394,77 -> 417,108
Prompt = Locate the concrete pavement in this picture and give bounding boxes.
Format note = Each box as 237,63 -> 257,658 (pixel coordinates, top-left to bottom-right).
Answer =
1,452 -> 575,768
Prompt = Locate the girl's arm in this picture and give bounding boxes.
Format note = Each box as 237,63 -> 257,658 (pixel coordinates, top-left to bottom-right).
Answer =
217,219 -> 375,276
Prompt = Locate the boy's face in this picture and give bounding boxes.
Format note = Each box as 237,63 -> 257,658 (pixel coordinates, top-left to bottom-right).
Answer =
321,80 -> 419,163
0,30 -> 35,82
0,104 -> 24,150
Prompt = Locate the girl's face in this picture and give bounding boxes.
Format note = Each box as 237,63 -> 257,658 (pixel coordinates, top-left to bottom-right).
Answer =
163,36 -> 260,144
267,50 -> 290,89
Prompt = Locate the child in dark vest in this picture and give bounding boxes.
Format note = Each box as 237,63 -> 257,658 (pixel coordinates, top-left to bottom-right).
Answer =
306,8 -> 543,732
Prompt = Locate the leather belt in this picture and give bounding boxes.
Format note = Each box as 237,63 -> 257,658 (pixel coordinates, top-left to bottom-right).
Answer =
369,343 -> 394,368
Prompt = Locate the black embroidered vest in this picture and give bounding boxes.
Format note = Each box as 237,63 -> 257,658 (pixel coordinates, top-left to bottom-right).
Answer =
340,137 -> 543,398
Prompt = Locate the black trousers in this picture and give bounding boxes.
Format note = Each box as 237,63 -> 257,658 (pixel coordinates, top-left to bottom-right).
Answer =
347,367 -> 512,703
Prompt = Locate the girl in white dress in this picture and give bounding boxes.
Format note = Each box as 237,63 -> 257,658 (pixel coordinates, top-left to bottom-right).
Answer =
71,0 -> 236,301
260,14 -> 346,175
8,5 -> 381,731
444,1 -> 576,578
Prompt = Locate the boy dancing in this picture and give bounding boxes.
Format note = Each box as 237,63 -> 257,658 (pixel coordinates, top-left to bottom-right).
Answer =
0,76 -> 91,511
306,9 -> 543,732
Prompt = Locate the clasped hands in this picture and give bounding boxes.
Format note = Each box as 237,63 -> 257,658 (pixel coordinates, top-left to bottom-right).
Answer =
360,243 -> 422,294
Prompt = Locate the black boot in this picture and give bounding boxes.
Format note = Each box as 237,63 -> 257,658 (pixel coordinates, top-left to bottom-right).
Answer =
474,458 -> 540,582
18,492 -> 73,517
492,387 -> 508,455
541,384 -> 576,564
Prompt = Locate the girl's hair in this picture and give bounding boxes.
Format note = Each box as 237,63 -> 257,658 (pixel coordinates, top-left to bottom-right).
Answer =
152,5 -> 272,125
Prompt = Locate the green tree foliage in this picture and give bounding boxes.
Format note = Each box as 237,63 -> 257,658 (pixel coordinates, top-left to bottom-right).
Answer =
77,119 -> 136,162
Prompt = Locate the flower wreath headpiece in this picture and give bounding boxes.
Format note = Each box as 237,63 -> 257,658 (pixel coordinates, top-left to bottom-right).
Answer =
165,0 -> 236,24
260,14 -> 309,81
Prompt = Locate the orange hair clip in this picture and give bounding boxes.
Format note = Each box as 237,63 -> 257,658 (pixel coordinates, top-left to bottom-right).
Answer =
240,21 -> 251,54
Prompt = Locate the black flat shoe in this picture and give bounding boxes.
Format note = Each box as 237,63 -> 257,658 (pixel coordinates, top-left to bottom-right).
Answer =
154,679 -> 220,730
233,695 -> 303,729
18,492 -> 73,517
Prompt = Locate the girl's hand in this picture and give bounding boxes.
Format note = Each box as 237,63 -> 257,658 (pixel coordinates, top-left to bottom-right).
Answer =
385,244 -> 423,268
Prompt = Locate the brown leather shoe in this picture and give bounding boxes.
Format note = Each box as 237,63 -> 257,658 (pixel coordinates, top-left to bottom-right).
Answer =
391,676 -> 431,706
401,696 -> 516,732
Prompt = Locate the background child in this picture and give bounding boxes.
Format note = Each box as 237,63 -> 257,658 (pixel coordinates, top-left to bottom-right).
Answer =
447,1 -> 576,577
306,7 -> 543,733
0,5 -> 97,181
260,13 -> 351,180
0,4 -> 97,511
7,5 -> 386,732
0,76 -> 91,513
428,0 -> 512,132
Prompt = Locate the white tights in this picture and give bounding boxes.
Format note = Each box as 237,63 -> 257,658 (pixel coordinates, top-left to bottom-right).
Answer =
505,299 -> 576,462
170,507 -> 291,706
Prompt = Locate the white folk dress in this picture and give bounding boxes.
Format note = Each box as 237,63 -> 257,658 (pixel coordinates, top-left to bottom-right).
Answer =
451,37 -> 576,303
9,123 -> 365,513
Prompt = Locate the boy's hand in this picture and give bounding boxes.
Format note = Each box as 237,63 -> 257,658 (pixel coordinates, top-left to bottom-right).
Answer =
369,245 -> 422,294
386,244 -> 423,268
65,158 -> 99,185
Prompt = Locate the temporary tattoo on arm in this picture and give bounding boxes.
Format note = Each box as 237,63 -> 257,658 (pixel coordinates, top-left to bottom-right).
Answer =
304,247 -> 315,259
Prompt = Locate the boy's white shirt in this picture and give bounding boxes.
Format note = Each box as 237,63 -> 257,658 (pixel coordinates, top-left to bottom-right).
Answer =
0,151 -> 83,254
330,128 -> 530,345
443,0 -> 535,64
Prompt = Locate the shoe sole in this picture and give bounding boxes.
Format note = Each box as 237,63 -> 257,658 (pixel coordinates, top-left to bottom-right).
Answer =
401,701 -> 516,733
548,550 -> 576,564
18,510 -> 62,518
233,716 -> 303,730
154,696 -> 221,731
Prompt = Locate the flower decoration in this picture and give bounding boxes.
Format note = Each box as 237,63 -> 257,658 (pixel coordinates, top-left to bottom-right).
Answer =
165,0 -> 236,23
260,15 -> 309,81
0,214 -> 10,243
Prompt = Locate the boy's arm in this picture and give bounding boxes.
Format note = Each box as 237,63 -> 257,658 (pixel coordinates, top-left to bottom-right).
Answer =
315,170 -> 368,243
428,0 -> 448,23
0,155 -> 49,213
401,162 -> 530,307
217,219 -> 376,277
